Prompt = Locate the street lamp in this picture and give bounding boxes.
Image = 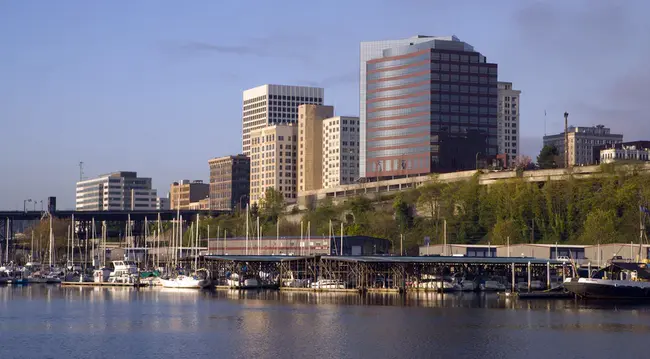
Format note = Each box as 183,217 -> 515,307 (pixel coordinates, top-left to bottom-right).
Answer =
40,200 -> 44,212
23,199 -> 32,212
475,152 -> 481,170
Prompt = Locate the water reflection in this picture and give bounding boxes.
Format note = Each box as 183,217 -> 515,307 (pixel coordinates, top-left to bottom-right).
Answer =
3,286 -> 650,359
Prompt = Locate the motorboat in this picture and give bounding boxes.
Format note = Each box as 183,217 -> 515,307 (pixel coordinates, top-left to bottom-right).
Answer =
453,274 -> 478,292
108,260 -> 140,285
226,273 -> 259,289
564,261 -> 650,300
310,279 -> 346,289
160,269 -> 211,289
417,275 -> 461,292
281,271 -> 308,288
479,277 -> 507,292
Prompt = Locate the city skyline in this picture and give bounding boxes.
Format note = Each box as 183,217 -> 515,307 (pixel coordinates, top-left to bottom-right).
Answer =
2,1 -> 649,209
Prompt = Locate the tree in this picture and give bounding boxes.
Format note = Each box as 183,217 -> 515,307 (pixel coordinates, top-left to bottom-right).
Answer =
393,193 -> 412,231
490,218 -> 521,245
259,188 -> 285,222
579,209 -> 617,244
537,145 -> 560,169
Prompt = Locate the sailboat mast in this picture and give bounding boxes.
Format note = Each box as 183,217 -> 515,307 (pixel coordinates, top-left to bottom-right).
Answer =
245,204 -> 249,255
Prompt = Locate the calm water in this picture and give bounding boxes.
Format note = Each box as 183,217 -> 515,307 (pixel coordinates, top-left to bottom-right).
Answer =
1,286 -> 649,359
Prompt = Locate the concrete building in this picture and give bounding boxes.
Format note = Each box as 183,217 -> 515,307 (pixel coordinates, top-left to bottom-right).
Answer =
362,35 -> 498,179
543,125 -> 623,166
497,82 -> 521,163
323,116 -> 361,188
156,197 -> 170,210
189,198 -> 210,210
208,155 -> 250,211
207,235 -> 390,256
297,104 -> 334,192
249,124 -> 298,204
598,141 -> 650,164
169,180 -> 209,210
76,171 -> 158,211
242,84 -> 324,156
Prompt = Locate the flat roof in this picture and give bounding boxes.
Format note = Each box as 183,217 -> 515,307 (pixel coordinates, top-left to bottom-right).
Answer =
322,256 -> 563,265
202,255 -> 563,265
203,255 -> 312,263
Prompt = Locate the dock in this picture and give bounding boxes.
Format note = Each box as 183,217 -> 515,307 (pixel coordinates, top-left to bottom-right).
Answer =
499,291 -> 574,299
199,254 -> 568,294
61,282 -> 148,288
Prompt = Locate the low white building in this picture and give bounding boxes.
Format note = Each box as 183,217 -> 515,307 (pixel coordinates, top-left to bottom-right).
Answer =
601,145 -> 650,164
76,171 -> 158,211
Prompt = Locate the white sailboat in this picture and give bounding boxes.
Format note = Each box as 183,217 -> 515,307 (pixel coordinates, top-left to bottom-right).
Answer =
160,268 -> 211,289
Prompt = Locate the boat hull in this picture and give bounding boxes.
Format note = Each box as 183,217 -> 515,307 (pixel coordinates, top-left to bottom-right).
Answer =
564,278 -> 650,300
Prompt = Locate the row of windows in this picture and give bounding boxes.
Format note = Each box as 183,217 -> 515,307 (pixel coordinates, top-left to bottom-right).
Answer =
368,146 -> 430,158
370,157 -> 430,173
243,95 -> 267,105
367,83 -> 431,100
368,75 -> 431,91
367,63 -> 430,81
367,53 -> 431,71
368,136 -> 430,149
367,95 -> 430,110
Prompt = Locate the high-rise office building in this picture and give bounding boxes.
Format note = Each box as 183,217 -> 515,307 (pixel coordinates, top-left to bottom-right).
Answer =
323,116 -> 360,188
297,104 -> 334,192
543,125 -> 623,166
497,82 -> 521,164
242,84 -> 324,156
362,35 -> 498,179
249,124 -> 298,204
360,35 -> 463,177
169,180 -> 209,210
208,154 -> 250,211
75,171 -> 158,211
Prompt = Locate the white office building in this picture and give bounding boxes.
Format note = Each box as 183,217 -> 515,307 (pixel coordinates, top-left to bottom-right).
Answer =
543,125 -> 623,166
497,82 -> 521,163
242,84 -> 324,156
76,171 -> 158,211
322,116 -> 360,188
601,145 -> 650,164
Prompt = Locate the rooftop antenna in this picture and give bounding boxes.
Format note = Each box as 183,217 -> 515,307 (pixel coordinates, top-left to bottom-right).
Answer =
79,161 -> 84,181
544,110 -> 547,136
564,112 -> 569,169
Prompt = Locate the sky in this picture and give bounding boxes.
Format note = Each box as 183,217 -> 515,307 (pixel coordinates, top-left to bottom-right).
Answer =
1,0 -> 649,210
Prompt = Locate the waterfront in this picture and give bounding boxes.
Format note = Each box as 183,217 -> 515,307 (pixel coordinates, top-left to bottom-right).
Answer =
1,287 -> 650,358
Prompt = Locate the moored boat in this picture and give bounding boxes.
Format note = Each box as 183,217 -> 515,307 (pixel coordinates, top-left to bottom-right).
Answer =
160,269 -> 211,289
564,261 -> 650,300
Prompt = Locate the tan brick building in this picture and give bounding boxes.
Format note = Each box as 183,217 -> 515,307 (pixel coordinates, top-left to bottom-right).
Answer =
169,180 -> 209,210
250,124 -> 298,204
297,104 -> 334,192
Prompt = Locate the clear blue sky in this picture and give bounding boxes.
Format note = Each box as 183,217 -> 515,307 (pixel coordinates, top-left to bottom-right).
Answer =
1,0 -> 649,210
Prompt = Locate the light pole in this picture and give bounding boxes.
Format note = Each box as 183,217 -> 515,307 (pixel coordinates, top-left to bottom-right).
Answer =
40,200 -> 44,212
475,152 -> 481,170
23,199 -> 32,213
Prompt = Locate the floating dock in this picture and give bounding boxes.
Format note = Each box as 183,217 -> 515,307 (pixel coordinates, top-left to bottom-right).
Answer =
61,281 -> 148,288
499,291 -> 574,299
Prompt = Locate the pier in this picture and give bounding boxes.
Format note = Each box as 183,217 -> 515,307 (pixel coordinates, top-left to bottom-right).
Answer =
200,255 -> 568,293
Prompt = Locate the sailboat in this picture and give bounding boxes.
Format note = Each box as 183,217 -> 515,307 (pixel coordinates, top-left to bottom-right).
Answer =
160,268 -> 212,289
44,215 -> 62,283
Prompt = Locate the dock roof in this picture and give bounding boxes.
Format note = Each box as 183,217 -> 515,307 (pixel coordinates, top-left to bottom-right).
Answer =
202,255 -> 564,265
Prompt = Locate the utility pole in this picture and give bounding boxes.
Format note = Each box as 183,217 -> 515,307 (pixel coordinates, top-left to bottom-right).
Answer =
564,112 -> 569,169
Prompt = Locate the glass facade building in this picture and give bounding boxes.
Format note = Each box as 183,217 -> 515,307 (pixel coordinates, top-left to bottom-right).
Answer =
363,36 -> 498,178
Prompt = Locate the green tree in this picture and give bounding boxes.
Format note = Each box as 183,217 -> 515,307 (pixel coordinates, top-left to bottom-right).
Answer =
393,193 -> 412,231
259,188 -> 285,223
491,218 -> 521,245
579,209 -> 617,244
537,145 -> 560,169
